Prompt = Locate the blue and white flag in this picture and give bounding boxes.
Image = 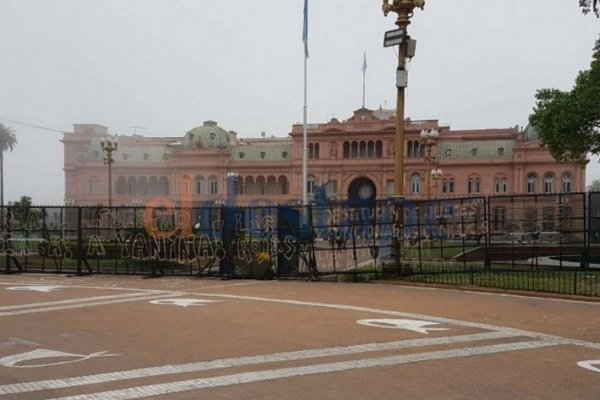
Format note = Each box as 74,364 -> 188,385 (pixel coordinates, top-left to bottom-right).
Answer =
303,0 -> 309,58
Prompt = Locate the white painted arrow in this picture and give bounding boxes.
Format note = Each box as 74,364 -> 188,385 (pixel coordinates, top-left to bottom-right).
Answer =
0,349 -> 117,368
357,319 -> 449,334
149,298 -> 220,308
578,360 -> 600,373
7,286 -> 64,293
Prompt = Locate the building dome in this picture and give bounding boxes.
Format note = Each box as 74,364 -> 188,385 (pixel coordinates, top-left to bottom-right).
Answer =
183,120 -> 231,150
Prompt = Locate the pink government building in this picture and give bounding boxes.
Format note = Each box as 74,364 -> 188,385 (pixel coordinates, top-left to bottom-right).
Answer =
62,108 -> 586,207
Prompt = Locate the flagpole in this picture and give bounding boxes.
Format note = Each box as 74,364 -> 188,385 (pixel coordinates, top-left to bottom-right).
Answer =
302,53 -> 308,205
302,0 -> 309,205
362,69 -> 366,109
362,53 -> 366,108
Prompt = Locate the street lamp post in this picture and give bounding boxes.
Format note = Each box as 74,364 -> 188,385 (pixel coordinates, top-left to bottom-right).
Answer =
420,128 -> 439,199
430,166 -> 442,198
100,136 -> 119,208
382,1 -> 425,271
382,0 -> 425,196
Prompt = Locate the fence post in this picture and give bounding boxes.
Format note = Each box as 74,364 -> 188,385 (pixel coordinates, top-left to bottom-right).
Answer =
469,263 -> 474,285
484,196 -> 491,268
3,207 -> 10,274
2,207 -> 22,274
77,207 -> 83,275
583,192 -> 590,270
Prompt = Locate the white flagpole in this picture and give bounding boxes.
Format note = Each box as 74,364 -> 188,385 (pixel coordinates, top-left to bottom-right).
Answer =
302,0 -> 309,205
362,51 -> 367,108
303,56 -> 308,205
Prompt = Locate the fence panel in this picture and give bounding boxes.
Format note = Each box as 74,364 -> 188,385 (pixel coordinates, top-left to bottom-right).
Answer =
0,193 -> 597,297
487,193 -> 587,269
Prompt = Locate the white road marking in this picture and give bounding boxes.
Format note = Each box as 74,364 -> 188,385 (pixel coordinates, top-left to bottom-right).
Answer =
578,360 -> 600,373
357,319 -> 449,334
45,341 -> 557,400
0,293 -> 184,318
0,281 -> 171,293
0,279 -> 259,292
6,285 -> 65,293
194,281 -> 261,290
0,291 -> 165,312
149,298 -> 220,307
0,331 -> 518,395
197,293 -> 600,350
0,349 -> 117,368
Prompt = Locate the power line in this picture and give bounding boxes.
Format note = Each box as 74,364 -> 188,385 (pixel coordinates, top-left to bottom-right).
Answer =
0,116 -> 68,134
412,100 -> 533,120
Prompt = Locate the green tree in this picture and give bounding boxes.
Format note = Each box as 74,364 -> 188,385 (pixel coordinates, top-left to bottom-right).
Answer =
9,195 -> 42,235
580,0 -> 600,17
529,36 -> 600,163
588,178 -> 600,191
0,123 -> 17,209
10,195 -> 32,209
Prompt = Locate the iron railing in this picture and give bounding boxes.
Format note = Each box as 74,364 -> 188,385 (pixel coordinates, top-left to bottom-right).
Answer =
1,192 -> 599,296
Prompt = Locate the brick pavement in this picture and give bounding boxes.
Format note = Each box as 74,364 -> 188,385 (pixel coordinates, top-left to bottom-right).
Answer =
0,274 -> 598,399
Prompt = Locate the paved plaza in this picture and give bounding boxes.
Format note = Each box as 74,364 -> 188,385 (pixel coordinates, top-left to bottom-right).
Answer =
0,274 -> 599,399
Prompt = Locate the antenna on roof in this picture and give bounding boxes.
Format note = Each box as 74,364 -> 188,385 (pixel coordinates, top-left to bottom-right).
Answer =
127,126 -> 146,135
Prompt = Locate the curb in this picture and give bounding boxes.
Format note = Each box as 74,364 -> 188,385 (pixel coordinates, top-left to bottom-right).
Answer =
371,279 -> 600,303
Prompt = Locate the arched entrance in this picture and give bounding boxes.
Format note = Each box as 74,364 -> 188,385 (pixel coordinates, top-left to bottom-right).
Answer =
347,177 -> 377,202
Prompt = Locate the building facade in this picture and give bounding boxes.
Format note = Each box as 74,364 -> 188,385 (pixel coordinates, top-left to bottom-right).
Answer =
62,108 -> 586,207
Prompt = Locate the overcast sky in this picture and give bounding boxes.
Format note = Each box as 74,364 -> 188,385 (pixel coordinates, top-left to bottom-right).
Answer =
0,0 -> 598,205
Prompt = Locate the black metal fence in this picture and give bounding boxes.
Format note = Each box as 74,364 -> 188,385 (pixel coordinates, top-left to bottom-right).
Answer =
2,192 -> 599,296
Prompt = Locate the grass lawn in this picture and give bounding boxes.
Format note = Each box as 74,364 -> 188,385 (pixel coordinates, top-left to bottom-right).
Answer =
402,240 -> 477,260
398,267 -> 600,297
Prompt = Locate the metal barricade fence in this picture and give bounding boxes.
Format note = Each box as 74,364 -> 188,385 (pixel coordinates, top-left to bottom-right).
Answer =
0,193 -> 598,296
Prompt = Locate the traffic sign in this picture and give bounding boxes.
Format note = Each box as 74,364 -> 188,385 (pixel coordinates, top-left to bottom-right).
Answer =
383,28 -> 406,47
